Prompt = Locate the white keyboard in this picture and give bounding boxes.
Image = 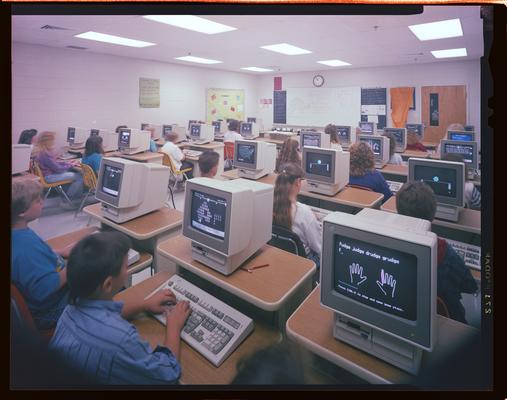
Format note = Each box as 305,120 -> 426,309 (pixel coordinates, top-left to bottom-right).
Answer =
191,140 -> 210,145
145,274 -> 254,367
59,152 -> 79,160
311,206 -> 332,229
184,150 -> 203,158
127,248 -> 140,266
446,239 -> 481,270
386,180 -> 403,193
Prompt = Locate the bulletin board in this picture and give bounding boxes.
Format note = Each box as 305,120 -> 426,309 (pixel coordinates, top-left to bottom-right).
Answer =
206,88 -> 245,123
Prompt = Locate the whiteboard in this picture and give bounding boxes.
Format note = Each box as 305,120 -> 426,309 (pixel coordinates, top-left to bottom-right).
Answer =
286,86 -> 360,128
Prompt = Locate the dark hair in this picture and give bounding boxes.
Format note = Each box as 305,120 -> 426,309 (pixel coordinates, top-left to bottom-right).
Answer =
228,119 -> 239,132
198,150 -> 220,176
18,129 -> 37,145
275,138 -> 301,173
396,181 -> 436,221
324,124 -> 339,144
349,142 -> 375,176
67,232 -> 131,304
115,125 -> 128,133
383,132 -> 397,158
273,162 -> 304,230
84,135 -> 104,157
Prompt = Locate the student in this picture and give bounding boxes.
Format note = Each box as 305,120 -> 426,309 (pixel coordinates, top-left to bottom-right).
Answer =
81,135 -> 104,175
275,138 -> 301,173
383,132 -> 403,165
33,131 -> 83,201
349,142 -> 393,202
11,180 -> 75,330
437,123 -> 465,154
324,124 -> 343,151
198,150 -> 220,178
146,126 -> 158,152
161,131 -> 193,179
396,181 -> 478,324
49,232 -> 191,385
441,153 -> 481,210
18,129 -> 38,145
406,131 -> 427,152
223,119 -> 243,143
273,162 -> 321,272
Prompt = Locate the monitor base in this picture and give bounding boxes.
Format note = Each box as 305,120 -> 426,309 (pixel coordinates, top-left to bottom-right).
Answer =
435,204 -> 460,222
304,180 -> 343,196
238,168 -> 271,180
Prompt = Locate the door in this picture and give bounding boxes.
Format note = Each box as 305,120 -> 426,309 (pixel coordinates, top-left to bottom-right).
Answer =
421,85 -> 466,144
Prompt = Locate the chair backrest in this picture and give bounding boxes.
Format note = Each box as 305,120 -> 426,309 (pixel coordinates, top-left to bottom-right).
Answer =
161,152 -> 177,173
80,163 -> 97,190
346,184 -> 374,192
268,224 -> 306,257
32,161 -> 50,186
224,142 -> 235,161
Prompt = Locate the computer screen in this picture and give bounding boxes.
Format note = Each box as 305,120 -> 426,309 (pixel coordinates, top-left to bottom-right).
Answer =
101,164 -> 123,197
188,120 -> 198,131
67,127 -> 75,141
384,128 -> 406,148
190,124 -> 201,138
447,131 -> 475,142
190,190 -> 227,240
302,132 -> 321,147
240,123 -> 253,136
359,121 -> 375,134
236,143 -> 256,165
336,126 -> 351,142
359,137 -> 381,156
90,129 -> 100,136
119,129 -> 131,147
212,121 -> 221,134
306,151 -> 332,177
441,140 -> 478,169
163,125 -> 173,136
406,124 -> 424,138
247,117 -> 256,123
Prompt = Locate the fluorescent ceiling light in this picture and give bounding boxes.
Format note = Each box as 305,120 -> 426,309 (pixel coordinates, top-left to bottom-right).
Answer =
74,31 -> 155,47
241,67 -> 274,72
409,18 -> 463,41
175,55 -> 222,64
431,48 -> 467,58
317,59 -> 351,67
143,15 -> 236,34
260,43 -> 312,55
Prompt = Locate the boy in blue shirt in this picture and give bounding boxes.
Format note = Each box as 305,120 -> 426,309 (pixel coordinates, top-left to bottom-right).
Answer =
50,231 -> 191,384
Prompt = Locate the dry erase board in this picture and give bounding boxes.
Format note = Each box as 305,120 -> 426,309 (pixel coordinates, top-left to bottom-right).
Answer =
286,86 -> 360,128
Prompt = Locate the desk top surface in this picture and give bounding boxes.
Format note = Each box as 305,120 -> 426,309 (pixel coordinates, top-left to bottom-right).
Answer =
256,136 -> 286,145
378,164 -> 408,176
45,226 -> 99,249
178,141 -> 224,150
286,285 -> 479,384
157,235 -> 315,311
120,152 -> 164,162
221,169 -> 277,185
83,203 -> 183,240
401,150 -> 429,159
114,271 -> 281,384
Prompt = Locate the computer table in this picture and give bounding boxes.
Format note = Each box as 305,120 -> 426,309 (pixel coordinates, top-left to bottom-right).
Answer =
120,151 -> 164,164
255,136 -> 286,150
377,164 -> 408,183
401,150 -> 429,161
286,286 -> 480,385
179,141 -> 225,177
113,270 -> 282,384
12,172 -> 40,183
83,203 -> 183,272
156,234 -> 316,330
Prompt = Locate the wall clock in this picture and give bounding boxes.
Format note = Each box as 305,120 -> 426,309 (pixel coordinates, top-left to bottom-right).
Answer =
313,74 -> 324,87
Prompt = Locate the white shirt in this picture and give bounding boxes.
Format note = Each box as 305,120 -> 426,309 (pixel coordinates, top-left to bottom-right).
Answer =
291,202 -> 322,256
330,142 -> 343,151
388,153 -> 403,165
223,130 -> 243,143
161,141 -> 184,170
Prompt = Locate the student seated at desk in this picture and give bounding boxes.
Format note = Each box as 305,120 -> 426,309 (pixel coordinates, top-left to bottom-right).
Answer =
273,162 -> 322,272
18,128 -> 38,146
275,138 -> 301,173
33,131 -> 83,202
223,119 -> 243,143
161,132 -> 194,179
406,131 -> 427,152
198,150 -> 219,178
384,131 -> 404,165
11,180 -> 76,330
324,123 -> 343,151
396,182 -> 478,324
49,231 -> 191,385
349,142 -> 393,202
441,153 -> 481,210
145,125 -> 158,152
81,135 -> 104,175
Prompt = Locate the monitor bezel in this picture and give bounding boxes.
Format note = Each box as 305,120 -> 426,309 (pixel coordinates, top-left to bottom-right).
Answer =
384,128 -> 407,149
212,121 -> 221,134
162,124 -> 173,136
358,135 -> 384,161
118,128 -> 131,148
359,121 -> 375,135
189,124 -> 202,139
301,131 -> 322,148
321,221 -> 433,349
96,158 -> 125,207
440,140 -> 478,169
335,125 -> 351,144
234,140 -> 258,169
247,117 -> 257,123
67,127 -> 75,141
405,123 -> 424,138
302,147 -> 336,184
240,122 -> 253,136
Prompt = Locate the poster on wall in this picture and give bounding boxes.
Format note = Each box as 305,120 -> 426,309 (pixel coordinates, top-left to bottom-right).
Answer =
206,88 -> 245,123
361,88 -> 387,129
139,78 -> 160,108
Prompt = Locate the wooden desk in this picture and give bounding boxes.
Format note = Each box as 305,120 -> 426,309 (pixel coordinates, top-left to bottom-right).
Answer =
422,141 -> 440,150
286,286 -> 479,384
221,169 -> 277,185
180,141 -> 225,177
157,234 -> 315,328
120,151 -> 163,164
12,172 -> 40,183
45,226 -> 99,249
401,150 -> 429,160
104,150 -> 121,157
256,136 -> 285,148
114,271 -> 282,384
83,203 -> 183,270
378,164 -> 408,182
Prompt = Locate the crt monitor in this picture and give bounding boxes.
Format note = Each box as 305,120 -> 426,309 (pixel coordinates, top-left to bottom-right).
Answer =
187,120 -> 198,131
440,140 -> 478,170
383,127 -> 407,152
189,123 -> 214,142
12,144 -> 31,175
117,128 -> 151,154
162,124 -> 173,136
406,124 -> 424,140
408,157 -> 465,222
335,125 -> 352,145
358,134 -> 390,167
182,177 -> 274,275
359,121 -> 376,135
247,117 -> 256,123
300,130 -> 331,149
320,209 -> 437,374
239,122 -> 259,138
90,129 -> 118,152
447,130 -> 475,142
141,124 -> 163,140
95,157 -> 170,223
67,127 -> 89,148
212,120 -> 227,135
234,140 -> 276,179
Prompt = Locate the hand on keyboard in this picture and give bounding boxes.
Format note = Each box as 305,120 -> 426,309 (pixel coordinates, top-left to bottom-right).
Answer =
165,301 -> 191,332
144,288 -> 177,314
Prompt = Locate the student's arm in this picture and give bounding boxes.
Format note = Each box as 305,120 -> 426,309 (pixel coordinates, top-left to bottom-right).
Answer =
57,268 -> 67,289
163,301 -> 191,360
150,140 -> 157,152
51,241 -> 77,258
304,207 -> 322,255
121,288 -> 177,320
377,171 -> 393,201
40,152 -> 72,174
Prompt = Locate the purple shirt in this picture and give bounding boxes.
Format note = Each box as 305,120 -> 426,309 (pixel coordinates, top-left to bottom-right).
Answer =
36,151 -> 72,176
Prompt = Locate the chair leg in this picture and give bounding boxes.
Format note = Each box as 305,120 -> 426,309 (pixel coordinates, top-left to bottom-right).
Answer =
57,185 -> 72,205
43,187 -> 52,202
74,188 -> 91,218
167,185 -> 176,209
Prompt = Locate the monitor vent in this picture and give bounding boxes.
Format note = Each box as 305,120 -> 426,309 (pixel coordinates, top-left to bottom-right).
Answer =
40,24 -> 70,30
66,45 -> 88,50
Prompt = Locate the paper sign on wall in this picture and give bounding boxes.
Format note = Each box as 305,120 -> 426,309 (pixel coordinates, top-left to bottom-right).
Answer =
139,77 -> 160,108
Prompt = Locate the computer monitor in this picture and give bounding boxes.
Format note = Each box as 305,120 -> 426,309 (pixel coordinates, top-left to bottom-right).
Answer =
447,130 -> 475,142
90,129 -> 118,152
212,120 -> 227,135
141,123 -> 163,140
408,158 -> 465,222
335,125 -> 352,147
320,208 -> 437,375
182,177 -> 273,275
440,140 -> 478,170
189,123 -> 214,143
188,120 -> 198,132
247,117 -> 256,123
464,125 -> 475,132
302,147 -> 350,196
359,121 -> 376,135
12,144 -> 31,175
95,157 -> 170,223
67,127 -> 89,149
117,128 -> 151,155
234,140 -> 276,180
405,123 -> 425,140
163,124 -> 186,143
357,134 -> 390,168
239,122 -> 260,139
300,130 -> 331,149
383,127 -> 407,152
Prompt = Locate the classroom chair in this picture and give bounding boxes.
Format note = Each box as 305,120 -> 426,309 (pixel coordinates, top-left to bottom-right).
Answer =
161,152 -> 192,194
268,224 -> 306,257
10,283 -> 55,343
32,161 -> 74,205
74,163 -> 97,218
224,142 -> 235,170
